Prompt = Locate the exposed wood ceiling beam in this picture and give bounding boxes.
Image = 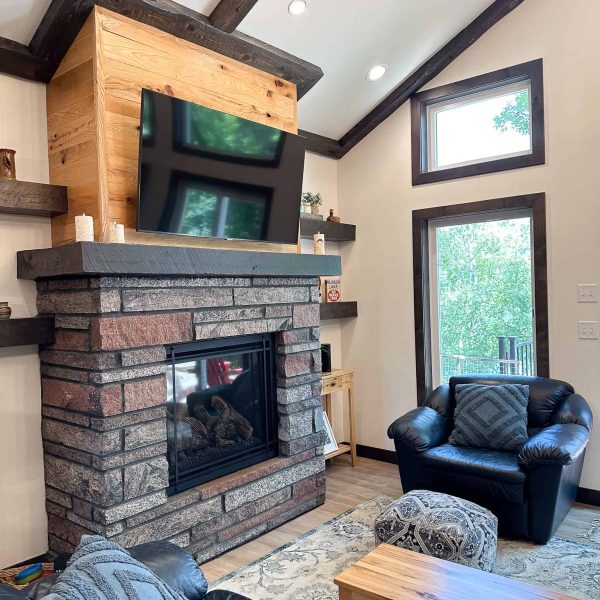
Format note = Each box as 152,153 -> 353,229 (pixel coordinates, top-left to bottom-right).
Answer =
303,0 -> 525,159
29,0 -> 95,83
209,0 -> 259,33
299,130 -> 345,160
0,0 -> 322,98
0,37 -> 46,82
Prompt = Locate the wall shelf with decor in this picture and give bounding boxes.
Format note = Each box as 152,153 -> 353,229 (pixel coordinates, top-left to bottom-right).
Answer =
0,179 -> 68,217
300,217 -> 356,242
320,301 -> 358,321
0,317 -> 56,348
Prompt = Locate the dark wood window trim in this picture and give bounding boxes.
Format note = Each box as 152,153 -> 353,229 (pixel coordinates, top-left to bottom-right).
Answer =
411,59 -> 545,186
412,193 -> 549,405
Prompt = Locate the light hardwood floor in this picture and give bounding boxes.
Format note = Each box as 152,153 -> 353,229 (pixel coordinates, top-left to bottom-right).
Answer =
201,455 -> 598,583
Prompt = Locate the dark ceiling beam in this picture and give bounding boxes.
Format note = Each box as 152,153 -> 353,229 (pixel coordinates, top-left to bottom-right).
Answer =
338,0 -> 525,154
299,130 -> 345,160
0,0 -> 322,99
29,0 -> 94,82
209,0 -> 259,33
0,37 -> 46,82
95,0 -> 322,98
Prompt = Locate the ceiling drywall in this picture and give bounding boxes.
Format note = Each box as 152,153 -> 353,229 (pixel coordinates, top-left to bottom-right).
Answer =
0,0 -> 495,138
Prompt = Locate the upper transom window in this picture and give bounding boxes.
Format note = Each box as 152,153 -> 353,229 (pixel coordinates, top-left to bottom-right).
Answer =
411,59 -> 544,185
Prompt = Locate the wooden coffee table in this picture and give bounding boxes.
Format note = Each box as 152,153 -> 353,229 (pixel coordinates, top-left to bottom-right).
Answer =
334,544 -> 577,600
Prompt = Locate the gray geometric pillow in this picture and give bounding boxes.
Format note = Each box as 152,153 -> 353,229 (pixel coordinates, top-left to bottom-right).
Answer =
449,383 -> 529,452
44,535 -> 188,600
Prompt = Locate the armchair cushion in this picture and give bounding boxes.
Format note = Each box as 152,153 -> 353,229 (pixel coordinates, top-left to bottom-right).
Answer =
449,384 -> 529,452
387,406 -> 447,452
519,423 -> 590,468
551,394 -> 593,431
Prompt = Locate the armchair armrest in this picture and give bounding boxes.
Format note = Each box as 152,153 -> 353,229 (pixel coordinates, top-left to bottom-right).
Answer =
552,393 -> 593,431
387,406 -> 448,452
519,423 -> 590,468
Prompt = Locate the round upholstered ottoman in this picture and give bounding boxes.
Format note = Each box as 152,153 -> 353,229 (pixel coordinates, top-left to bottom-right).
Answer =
374,490 -> 498,571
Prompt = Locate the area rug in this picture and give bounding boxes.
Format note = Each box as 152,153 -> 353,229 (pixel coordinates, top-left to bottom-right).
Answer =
210,496 -> 600,600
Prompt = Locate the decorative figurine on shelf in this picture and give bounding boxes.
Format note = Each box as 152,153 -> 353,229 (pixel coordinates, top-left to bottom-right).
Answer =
326,278 -> 342,303
75,214 -> 94,242
313,232 -> 325,255
0,148 -> 16,180
0,301 -> 11,319
327,209 -> 341,223
302,192 -> 323,220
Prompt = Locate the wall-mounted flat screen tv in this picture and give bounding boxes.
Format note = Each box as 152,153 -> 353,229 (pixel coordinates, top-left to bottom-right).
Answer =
137,89 -> 305,244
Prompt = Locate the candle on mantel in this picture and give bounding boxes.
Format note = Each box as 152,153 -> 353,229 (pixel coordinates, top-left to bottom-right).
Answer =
107,222 -> 126,243
313,232 -> 325,255
75,214 -> 94,242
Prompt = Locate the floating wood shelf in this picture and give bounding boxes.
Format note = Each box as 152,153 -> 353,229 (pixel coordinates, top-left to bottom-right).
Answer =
0,317 -> 55,348
0,179 -> 68,217
320,301 -> 358,321
300,218 -> 356,242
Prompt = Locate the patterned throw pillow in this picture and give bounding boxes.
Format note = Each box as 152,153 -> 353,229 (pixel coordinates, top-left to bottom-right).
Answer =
449,383 -> 529,451
44,535 -> 188,600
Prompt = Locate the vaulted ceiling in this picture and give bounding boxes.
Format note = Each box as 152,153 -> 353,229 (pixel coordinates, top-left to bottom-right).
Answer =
0,0 -> 523,157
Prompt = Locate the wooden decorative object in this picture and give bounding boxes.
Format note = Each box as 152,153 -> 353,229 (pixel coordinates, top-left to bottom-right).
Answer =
46,7 -> 299,253
0,302 -> 11,319
327,209 -> 340,223
0,149 -> 16,180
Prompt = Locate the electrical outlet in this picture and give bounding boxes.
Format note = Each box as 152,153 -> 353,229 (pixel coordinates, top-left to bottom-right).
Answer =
578,321 -> 598,339
578,284 -> 598,303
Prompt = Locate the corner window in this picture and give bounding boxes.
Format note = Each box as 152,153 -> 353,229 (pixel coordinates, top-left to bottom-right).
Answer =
411,59 -> 544,185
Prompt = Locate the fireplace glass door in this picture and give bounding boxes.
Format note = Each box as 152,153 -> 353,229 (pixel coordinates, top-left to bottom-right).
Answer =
166,334 -> 278,493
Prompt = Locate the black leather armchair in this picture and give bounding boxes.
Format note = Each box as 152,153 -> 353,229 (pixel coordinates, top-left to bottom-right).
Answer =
4,540 -> 249,600
388,375 -> 592,544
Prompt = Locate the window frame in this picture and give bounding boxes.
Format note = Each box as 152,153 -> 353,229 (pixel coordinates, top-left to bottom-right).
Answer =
411,59 -> 545,186
412,193 -> 549,405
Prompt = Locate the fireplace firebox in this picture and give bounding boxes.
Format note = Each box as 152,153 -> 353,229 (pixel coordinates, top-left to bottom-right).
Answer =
166,334 -> 278,494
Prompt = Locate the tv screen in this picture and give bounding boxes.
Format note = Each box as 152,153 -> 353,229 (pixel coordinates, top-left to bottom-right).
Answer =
137,89 -> 305,244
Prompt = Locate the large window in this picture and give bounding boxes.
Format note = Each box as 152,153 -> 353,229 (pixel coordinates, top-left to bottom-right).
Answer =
412,194 -> 549,404
411,59 -> 544,185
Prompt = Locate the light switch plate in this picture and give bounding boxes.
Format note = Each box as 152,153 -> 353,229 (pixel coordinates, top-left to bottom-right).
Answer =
578,321 -> 599,339
578,284 -> 598,303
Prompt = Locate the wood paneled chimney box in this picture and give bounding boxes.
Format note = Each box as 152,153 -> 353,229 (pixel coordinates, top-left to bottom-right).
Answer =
48,6 -> 298,251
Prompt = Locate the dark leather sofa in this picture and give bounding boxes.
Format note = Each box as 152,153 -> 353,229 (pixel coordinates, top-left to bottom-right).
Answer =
0,540 -> 248,600
387,375 -> 592,544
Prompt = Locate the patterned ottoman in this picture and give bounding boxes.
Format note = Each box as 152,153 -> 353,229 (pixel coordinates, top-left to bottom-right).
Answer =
374,490 -> 498,571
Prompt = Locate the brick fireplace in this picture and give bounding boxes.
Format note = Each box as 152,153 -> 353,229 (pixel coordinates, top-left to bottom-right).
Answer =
18,243 -> 341,562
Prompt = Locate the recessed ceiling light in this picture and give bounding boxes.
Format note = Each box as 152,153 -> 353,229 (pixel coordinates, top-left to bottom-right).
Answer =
288,0 -> 307,16
366,64 -> 387,82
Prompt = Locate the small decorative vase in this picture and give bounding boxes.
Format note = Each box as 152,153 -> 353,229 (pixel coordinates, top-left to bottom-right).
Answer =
0,149 -> 16,180
327,209 -> 341,223
0,302 -> 11,319
311,204 -> 320,215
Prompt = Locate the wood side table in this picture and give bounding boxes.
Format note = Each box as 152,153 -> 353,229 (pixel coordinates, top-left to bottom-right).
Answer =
335,544 -> 577,600
321,368 -> 356,466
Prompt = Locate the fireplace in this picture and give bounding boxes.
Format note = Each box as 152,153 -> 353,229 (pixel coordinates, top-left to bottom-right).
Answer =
19,242 -> 341,561
167,334 -> 278,493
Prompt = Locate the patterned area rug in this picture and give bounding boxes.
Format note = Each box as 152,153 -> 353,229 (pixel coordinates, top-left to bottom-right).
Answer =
210,496 -> 600,600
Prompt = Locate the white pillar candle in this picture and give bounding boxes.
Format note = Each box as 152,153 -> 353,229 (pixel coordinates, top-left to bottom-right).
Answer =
107,222 -> 126,243
75,214 -> 94,242
313,233 -> 325,255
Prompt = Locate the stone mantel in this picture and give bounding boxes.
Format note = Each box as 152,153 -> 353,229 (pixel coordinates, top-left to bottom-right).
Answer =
17,243 -> 342,281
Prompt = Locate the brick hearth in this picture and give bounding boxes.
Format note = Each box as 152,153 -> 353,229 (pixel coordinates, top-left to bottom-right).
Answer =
35,274 -> 327,561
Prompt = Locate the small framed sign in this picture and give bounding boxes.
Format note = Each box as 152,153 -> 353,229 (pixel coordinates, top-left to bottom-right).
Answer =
326,278 -> 341,303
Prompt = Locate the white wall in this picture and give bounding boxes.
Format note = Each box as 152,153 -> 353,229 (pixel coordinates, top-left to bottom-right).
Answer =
337,0 -> 600,489
0,73 -> 50,567
302,152 -> 351,440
